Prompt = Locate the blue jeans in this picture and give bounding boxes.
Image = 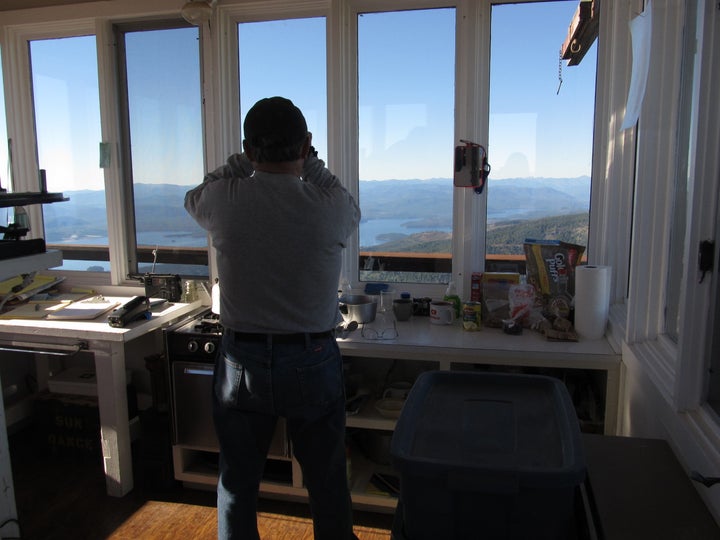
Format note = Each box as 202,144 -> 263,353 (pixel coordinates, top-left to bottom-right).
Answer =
213,330 -> 356,540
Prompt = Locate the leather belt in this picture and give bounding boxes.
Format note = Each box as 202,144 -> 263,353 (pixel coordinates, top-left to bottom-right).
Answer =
229,329 -> 334,344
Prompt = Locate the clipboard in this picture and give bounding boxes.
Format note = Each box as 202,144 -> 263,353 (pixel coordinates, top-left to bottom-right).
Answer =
46,297 -> 121,320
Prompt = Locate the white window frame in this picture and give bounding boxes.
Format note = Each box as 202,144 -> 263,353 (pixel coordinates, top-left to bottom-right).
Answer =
1,19 -> 99,240
606,0 -> 720,414
674,0 -> 720,412
0,1 -> 185,287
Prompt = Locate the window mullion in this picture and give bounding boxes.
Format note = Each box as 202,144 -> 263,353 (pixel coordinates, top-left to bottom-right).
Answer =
454,0 -> 490,300
97,20 -> 134,285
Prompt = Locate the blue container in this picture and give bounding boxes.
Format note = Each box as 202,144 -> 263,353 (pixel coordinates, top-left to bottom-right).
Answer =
390,371 -> 586,540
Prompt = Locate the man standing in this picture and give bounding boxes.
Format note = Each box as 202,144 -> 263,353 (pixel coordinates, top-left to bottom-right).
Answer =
185,96 -> 361,539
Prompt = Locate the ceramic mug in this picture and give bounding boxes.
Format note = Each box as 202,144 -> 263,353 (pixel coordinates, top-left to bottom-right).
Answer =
429,301 -> 454,325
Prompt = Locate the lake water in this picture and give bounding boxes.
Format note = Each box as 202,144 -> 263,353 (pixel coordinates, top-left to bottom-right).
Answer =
359,218 -> 452,247
49,221 -> 455,250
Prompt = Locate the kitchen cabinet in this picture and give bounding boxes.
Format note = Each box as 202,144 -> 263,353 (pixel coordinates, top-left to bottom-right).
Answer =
0,298 -> 202,497
172,317 -> 620,513
339,319 -> 619,512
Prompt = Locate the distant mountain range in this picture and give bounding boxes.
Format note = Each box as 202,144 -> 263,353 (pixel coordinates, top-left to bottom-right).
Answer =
360,175 -> 590,225
41,176 -> 590,252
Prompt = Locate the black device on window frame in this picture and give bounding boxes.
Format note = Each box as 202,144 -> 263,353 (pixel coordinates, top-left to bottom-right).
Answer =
128,273 -> 182,302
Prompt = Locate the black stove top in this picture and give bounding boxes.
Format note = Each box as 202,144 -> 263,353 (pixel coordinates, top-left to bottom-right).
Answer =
171,309 -> 222,336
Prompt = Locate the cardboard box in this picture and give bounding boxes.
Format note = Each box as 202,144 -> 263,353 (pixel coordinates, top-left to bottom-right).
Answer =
391,371 -> 586,540
33,388 -> 138,459
33,392 -> 102,459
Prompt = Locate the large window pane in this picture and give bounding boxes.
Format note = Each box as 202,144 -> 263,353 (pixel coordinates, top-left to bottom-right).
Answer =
0,51 -> 7,190
123,26 -> 207,276
30,36 -> 108,272
664,0 -> 698,343
487,2 -> 595,263
358,8 -> 455,284
238,18 -> 327,156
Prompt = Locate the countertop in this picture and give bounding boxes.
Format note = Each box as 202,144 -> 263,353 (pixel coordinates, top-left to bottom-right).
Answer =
337,316 -> 620,368
0,297 -> 203,343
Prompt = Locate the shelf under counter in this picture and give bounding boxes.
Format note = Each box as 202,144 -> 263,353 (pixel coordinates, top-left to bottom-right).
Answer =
337,317 -> 622,435
346,395 -> 398,431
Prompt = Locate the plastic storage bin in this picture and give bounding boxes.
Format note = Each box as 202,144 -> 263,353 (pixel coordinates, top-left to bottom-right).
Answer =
390,371 -> 586,540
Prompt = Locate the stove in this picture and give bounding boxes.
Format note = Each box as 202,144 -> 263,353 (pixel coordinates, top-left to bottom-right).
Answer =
165,308 -> 222,362
163,307 -> 289,459
164,308 -> 222,450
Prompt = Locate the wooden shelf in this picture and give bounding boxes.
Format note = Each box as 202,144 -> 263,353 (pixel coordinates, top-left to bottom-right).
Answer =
0,192 -> 67,208
346,396 -> 398,431
0,250 -> 62,282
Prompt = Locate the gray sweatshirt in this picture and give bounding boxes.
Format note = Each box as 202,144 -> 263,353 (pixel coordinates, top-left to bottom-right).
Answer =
185,153 -> 360,333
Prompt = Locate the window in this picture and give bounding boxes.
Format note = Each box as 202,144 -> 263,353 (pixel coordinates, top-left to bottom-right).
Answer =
29,36 -> 107,272
118,24 -> 207,276
0,51 -> 7,189
663,0 -> 697,343
487,1 -> 596,265
357,8 -> 455,284
237,17 -> 327,155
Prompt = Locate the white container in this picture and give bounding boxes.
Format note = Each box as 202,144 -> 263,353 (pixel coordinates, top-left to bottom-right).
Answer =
574,265 -> 611,340
211,279 -> 221,315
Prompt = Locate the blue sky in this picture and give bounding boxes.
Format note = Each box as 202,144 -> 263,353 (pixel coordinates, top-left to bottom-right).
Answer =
0,1 -> 596,193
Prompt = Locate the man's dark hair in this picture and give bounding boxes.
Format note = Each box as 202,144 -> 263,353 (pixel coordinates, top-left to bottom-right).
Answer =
243,96 -> 308,163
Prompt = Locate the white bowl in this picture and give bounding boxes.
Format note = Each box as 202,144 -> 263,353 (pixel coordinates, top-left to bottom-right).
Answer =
374,397 -> 405,419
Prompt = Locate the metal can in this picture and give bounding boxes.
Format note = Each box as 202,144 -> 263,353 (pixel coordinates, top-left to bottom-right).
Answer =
462,301 -> 482,331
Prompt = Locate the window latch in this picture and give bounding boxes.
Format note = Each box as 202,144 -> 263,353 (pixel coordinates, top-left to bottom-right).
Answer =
698,239 -> 715,284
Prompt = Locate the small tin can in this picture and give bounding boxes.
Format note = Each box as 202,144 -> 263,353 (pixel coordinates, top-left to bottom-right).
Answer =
462,301 -> 482,331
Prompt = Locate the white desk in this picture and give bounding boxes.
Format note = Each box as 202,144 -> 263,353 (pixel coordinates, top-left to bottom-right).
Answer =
0,298 -> 201,497
338,317 -> 622,434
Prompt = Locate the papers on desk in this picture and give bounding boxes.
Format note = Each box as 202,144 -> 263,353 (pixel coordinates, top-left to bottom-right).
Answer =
0,274 -> 64,299
46,296 -> 121,320
0,299 -> 72,319
0,274 -> 66,312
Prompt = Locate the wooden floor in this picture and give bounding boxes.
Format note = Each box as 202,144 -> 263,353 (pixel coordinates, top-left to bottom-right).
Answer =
8,425 -> 394,540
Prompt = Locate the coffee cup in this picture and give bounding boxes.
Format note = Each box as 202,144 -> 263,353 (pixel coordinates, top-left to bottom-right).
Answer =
392,298 -> 413,321
429,301 -> 454,325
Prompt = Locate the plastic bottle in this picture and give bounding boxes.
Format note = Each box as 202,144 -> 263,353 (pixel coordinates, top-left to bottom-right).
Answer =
340,278 -> 351,298
182,280 -> 197,303
443,281 -> 461,318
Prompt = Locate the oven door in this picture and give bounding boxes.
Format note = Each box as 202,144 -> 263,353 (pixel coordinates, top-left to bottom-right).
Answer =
171,361 -> 289,457
172,361 -> 217,450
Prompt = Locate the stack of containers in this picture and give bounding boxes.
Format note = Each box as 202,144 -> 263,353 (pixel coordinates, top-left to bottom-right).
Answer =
390,371 -> 586,540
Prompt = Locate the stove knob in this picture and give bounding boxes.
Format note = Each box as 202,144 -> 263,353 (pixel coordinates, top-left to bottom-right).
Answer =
204,341 -> 216,355
187,340 -> 199,353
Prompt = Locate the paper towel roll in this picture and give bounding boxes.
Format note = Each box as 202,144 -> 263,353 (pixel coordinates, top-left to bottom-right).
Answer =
211,280 -> 221,315
574,265 -> 611,340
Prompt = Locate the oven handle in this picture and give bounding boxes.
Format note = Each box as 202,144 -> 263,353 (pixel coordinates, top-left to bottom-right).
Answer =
183,366 -> 214,376
0,339 -> 88,356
